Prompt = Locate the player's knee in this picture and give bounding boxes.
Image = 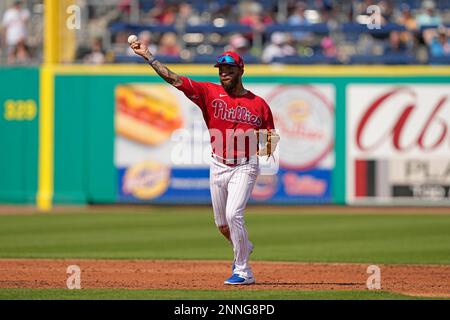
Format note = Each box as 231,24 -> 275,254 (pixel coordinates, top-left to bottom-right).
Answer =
225,212 -> 243,226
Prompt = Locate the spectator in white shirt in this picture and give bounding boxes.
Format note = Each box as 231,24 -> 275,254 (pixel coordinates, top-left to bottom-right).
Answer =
416,0 -> 442,28
1,1 -> 30,64
83,38 -> 106,64
262,32 -> 296,63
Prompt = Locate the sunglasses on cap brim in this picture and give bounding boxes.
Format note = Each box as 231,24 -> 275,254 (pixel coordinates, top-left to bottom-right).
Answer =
215,55 -> 240,67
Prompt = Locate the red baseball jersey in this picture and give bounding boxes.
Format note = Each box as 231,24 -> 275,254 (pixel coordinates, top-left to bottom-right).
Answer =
175,76 -> 275,159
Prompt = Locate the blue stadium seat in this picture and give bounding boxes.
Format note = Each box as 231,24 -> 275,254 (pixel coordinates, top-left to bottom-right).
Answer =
259,0 -> 278,10
191,55 -> 215,64
114,55 -> 146,64
114,54 -> 184,64
265,23 -> 329,36
349,53 -> 418,65
341,23 -> 406,36
139,0 -> 155,12
391,0 -> 420,9
154,55 -> 185,64
420,23 -> 450,33
428,56 -> 450,65
186,0 -> 210,12
435,0 -> 450,10
271,55 -> 340,65
214,0 -> 239,7
403,0 -> 422,9
241,54 -> 260,64
109,23 -> 177,34
192,53 -> 259,64
185,24 -> 252,35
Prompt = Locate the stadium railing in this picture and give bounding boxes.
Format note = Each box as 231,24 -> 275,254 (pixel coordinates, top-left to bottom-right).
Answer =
264,23 -> 330,35
271,55 -> 341,65
184,23 -> 253,35
429,56 -> 450,65
114,54 -> 184,64
109,22 -> 177,34
348,53 -> 419,65
341,23 -> 407,36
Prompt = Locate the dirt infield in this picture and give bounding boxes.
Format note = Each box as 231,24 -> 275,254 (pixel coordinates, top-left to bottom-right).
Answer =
0,259 -> 449,297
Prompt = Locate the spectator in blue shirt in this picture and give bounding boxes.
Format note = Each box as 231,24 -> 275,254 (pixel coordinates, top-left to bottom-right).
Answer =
424,26 -> 450,57
287,2 -> 312,41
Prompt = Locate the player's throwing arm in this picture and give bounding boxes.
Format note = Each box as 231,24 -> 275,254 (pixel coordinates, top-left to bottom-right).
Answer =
129,35 -> 182,87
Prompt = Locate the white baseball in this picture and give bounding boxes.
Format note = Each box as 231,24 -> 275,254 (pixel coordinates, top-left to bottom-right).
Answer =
128,34 -> 138,44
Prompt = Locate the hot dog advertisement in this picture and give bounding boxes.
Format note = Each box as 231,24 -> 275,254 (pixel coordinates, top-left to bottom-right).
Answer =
115,84 -> 183,146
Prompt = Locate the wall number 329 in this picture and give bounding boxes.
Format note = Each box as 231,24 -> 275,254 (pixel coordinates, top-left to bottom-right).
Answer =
3,100 -> 37,121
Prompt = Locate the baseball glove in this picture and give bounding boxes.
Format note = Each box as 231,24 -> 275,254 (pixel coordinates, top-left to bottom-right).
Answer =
255,129 -> 280,158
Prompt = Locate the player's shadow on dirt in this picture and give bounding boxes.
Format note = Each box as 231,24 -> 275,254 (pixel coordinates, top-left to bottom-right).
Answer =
255,282 -> 362,287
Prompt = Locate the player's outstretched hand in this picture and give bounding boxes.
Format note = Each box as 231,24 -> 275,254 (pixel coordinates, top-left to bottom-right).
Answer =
130,40 -> 153,62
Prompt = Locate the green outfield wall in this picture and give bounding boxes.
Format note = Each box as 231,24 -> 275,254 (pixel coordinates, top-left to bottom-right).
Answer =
0,67 -> 39,204
1,65 -> 449,207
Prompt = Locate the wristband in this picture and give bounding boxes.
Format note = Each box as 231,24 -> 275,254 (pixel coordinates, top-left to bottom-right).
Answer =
147,56 -> 156,65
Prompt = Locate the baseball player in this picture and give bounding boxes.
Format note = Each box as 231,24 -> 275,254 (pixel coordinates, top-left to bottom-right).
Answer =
130,40 -> 279,285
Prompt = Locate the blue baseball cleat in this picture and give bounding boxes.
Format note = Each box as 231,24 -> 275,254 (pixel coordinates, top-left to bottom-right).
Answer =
224,274 -> 255,285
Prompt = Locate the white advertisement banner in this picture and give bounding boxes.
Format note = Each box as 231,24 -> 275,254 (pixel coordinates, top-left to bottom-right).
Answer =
346,84 -> 450,204
115,84 -> 335,169
115,83 -> 335,203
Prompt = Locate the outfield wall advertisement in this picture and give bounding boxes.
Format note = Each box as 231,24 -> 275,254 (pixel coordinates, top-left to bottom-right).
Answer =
115,84 -> 335,204
4,66 -> 450,206
346,85 -> 450,205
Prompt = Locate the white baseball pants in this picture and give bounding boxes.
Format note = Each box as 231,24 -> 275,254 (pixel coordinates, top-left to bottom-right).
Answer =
210,156 -> 259,279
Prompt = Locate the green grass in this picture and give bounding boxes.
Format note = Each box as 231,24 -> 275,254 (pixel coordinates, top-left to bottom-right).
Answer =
0,208 -> 449,264
1,208 -> 449,300
0,288 -> 429,300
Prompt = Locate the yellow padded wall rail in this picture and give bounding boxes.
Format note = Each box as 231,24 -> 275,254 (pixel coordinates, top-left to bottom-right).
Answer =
37,0 -> 58,211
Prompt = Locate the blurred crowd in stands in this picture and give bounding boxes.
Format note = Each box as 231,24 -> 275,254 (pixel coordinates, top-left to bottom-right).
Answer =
1,0 -> 449,65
